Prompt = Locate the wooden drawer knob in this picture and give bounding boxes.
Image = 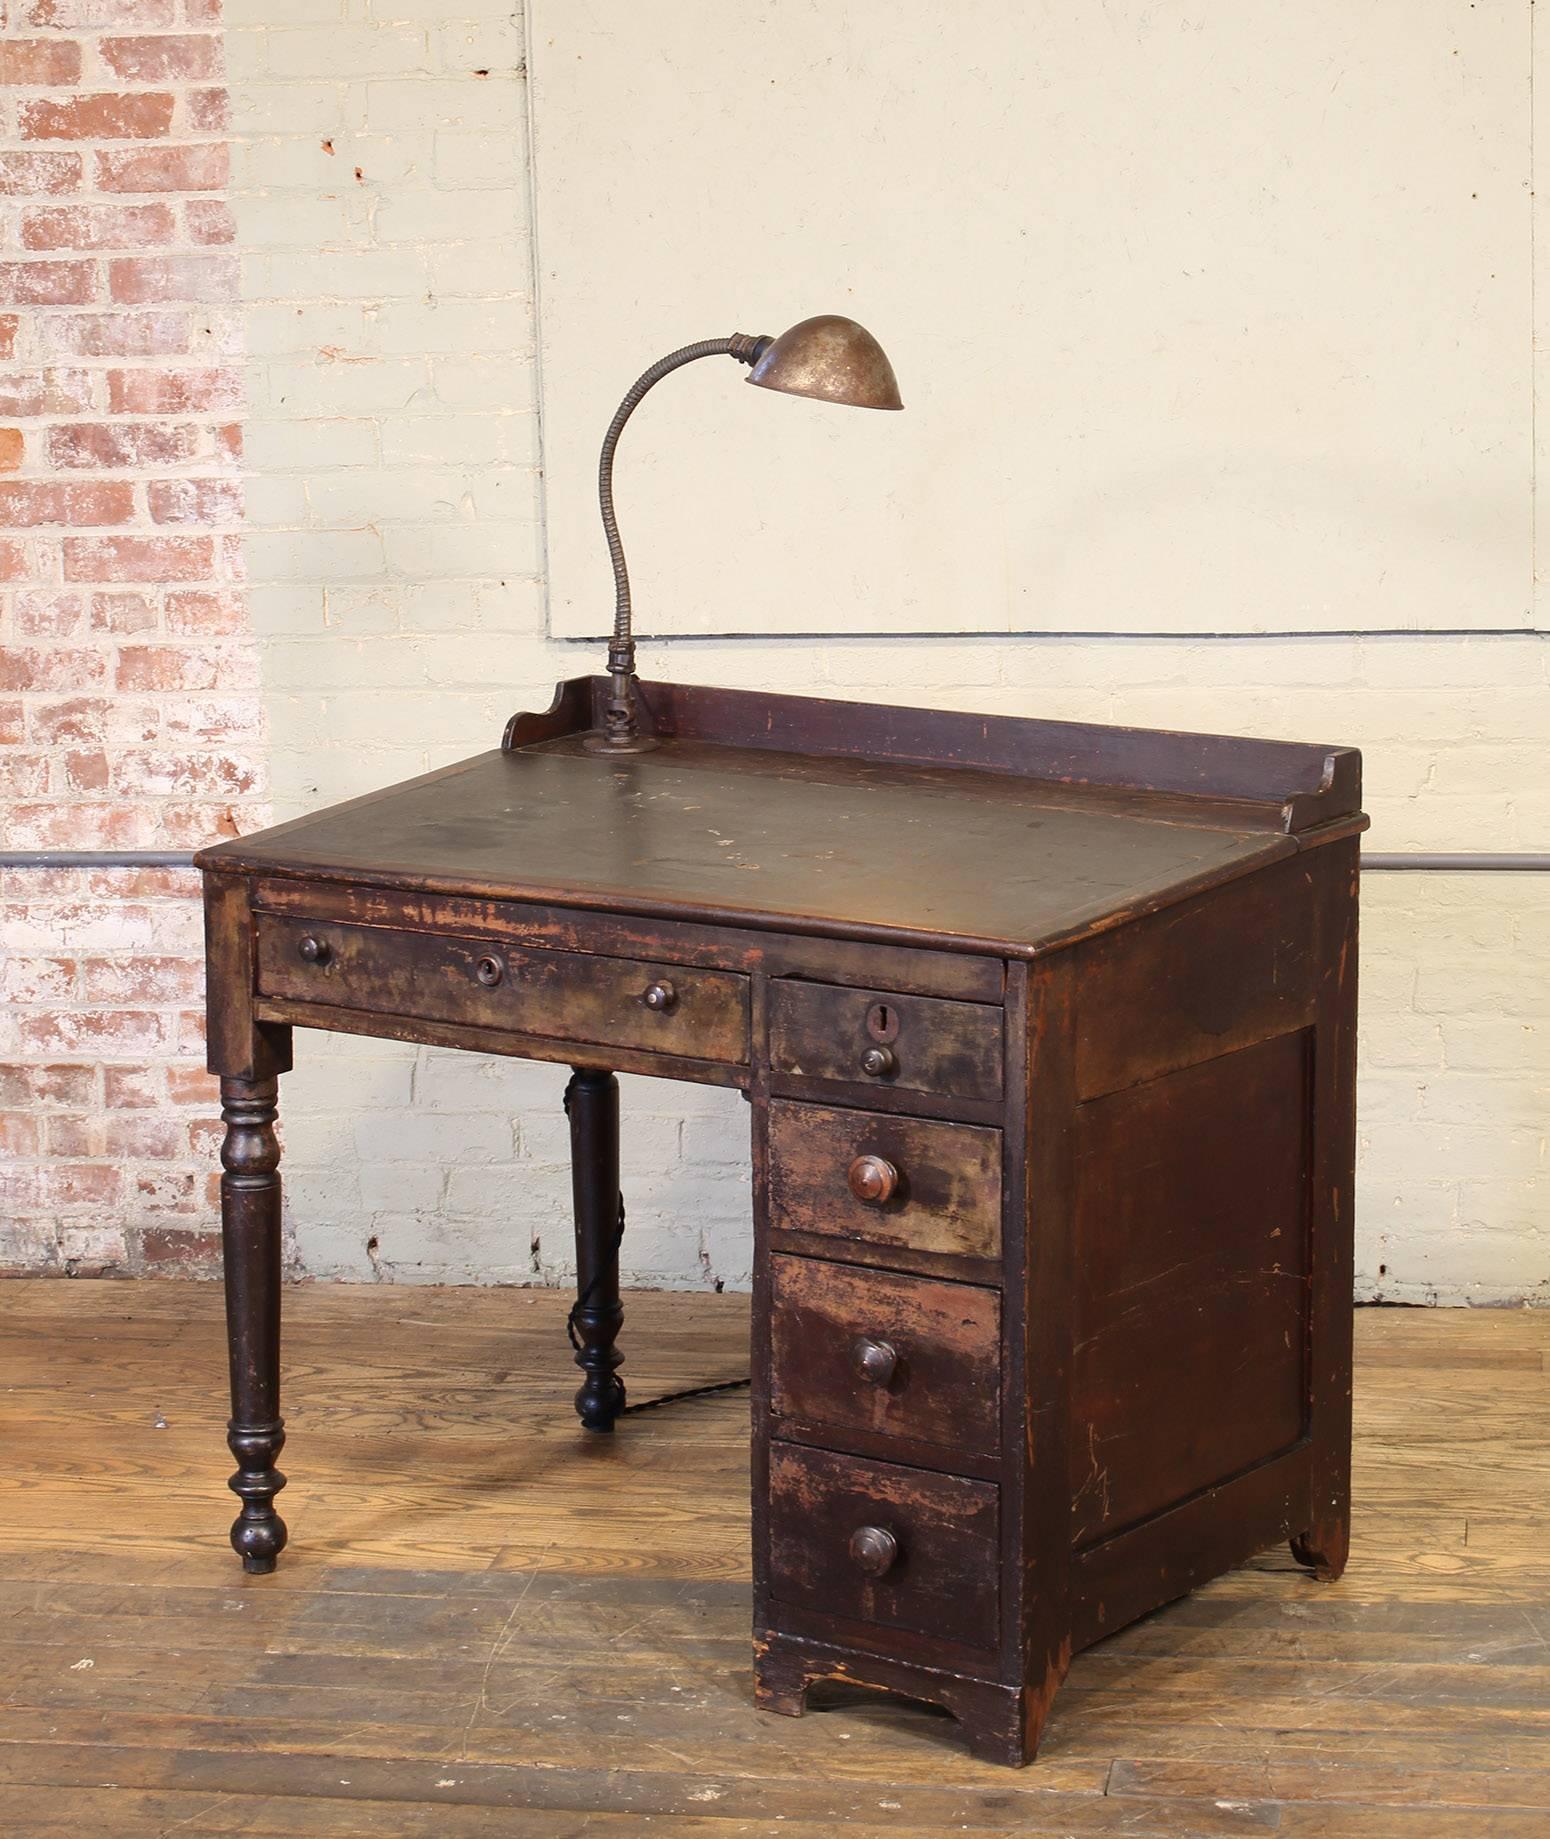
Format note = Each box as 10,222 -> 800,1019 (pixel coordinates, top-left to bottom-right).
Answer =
297,935 -> 330,965
475,955 -> 504,987
848,1524 -> 899,1577
859,1044 -> 897,1079
847,1153 -> 899,1206
850,1335 -> 898,1387
642,979 -> 677,1013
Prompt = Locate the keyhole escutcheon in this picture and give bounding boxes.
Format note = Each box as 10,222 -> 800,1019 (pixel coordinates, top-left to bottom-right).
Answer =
865,1001 -> 900,1044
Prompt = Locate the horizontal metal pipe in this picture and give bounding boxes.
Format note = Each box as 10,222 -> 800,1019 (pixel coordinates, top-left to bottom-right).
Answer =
0,850 -> 197,868
2,847 -> 1549,874
1361,853 -> 1550,872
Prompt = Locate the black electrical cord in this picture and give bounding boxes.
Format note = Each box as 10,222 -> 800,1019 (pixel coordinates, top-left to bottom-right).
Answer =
566,1191 -> 749,1415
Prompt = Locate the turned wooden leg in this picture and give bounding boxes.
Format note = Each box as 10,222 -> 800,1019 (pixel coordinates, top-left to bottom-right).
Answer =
220,1074 -> 288,1573
566,1068 -> 625,1431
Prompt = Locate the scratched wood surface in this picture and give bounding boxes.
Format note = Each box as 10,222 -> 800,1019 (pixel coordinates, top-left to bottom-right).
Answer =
1,1280 -> 1546,1837
199,740 -> 1300,959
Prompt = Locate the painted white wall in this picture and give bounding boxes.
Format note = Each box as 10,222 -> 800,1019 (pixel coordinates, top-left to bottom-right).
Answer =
227,0 -> 1548,1305
531,1 -> 1535,644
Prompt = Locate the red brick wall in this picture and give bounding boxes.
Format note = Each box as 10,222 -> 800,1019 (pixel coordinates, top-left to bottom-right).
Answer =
1,0 -> 262,1275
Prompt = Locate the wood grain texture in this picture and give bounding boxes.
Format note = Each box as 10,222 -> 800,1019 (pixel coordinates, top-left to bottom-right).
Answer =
1071,847 -> 1321,1100
194,697 -> 1356,960
766,1098 -> 1002,1265
766,1443 -> 1001,1653
185,683 -> 1375,1781
249,876 -> 1007,1003
256,913 -> 751,1067
768,981 -> 1003,1102
203,871 -> 292,1084
1300,836 -> 1361,1584
600,680 -> 1361,832
1012,953 -> 1077,1757
250,995 -> 752,1092
768,1253 -> 1001,1458
0,1283 -> 1544,1835
1070,1029 -> 1313,1547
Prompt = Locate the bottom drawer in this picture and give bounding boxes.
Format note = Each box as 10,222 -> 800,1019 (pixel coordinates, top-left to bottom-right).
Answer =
767,1443 -> 999,1651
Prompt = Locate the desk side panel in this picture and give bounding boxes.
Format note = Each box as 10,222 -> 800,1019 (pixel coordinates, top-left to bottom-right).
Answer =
1065,847 -> 1355,1642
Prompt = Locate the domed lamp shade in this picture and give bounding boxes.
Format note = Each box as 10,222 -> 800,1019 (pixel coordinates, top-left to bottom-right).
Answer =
589,315 -> 903,752
746,314 -> 903,411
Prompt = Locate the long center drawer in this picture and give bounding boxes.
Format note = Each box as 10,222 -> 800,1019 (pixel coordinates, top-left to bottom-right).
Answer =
254,914 -> 750,1065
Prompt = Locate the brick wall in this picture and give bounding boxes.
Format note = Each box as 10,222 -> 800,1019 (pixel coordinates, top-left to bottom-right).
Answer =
1,0 -> 264,1273
2,0 -> 1546,1303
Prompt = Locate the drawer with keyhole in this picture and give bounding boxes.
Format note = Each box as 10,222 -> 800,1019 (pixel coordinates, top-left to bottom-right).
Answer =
767,980 -> 1003,1102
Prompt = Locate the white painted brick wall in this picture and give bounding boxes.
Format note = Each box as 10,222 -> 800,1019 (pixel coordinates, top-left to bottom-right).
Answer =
227,0 -> 1549,1304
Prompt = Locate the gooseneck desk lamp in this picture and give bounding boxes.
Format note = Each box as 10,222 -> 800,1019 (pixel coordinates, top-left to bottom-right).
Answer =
587,314 -> 903,753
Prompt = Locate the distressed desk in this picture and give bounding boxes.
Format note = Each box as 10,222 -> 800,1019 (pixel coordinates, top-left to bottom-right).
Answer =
195,678 -> 1365,1766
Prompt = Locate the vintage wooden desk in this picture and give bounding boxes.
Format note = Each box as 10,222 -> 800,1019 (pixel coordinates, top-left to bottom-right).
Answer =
195,677 -> 1365,1766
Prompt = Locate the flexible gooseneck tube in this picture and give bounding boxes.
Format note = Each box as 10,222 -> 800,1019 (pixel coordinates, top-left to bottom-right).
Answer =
594,332 -> 771,750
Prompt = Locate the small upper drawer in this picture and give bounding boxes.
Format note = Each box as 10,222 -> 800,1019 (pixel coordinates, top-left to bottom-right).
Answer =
766,1098 -> 1002,1264
767,1442 -> 999,1652
769,1253 -> 1000,1458
767,981 -> 1003,1103
255,915 -> 749,1065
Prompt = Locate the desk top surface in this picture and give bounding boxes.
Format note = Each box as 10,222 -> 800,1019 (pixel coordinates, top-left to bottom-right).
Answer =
200,679 -> 1365,958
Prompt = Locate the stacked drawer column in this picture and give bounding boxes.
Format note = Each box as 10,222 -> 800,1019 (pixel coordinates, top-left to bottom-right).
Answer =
750,967 -> 1047,1763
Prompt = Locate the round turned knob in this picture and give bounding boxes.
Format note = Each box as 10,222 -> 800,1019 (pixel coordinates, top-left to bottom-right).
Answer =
475,955 -> 504,988
848,1524 -> 899,1578
642,980 -> 677,1013
850,1336 -> 899,1388
859,1044 -> 897,1080
847,1153 -> 899,1206
297,935 -> 330,966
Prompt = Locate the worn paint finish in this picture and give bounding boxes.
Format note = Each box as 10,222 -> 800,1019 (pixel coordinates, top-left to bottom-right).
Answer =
256,911 -> 751,1067
768,981 -> 1004,1104
769,1253 -> 1001,1458
767,1442 -> 1001,1652
766,1098 -> 1003,1264
202,679 -> 1361,961
200,680 -> 1364,1764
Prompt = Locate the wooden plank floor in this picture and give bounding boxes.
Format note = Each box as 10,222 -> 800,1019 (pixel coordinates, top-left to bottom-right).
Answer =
0,1282 -> 1546,1837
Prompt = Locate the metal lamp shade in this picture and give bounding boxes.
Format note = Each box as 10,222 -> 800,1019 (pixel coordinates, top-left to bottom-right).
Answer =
746,315 -> 903,411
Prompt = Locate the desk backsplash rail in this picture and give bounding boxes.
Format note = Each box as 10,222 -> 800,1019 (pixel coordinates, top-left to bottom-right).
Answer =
504,676 -> 1363,833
